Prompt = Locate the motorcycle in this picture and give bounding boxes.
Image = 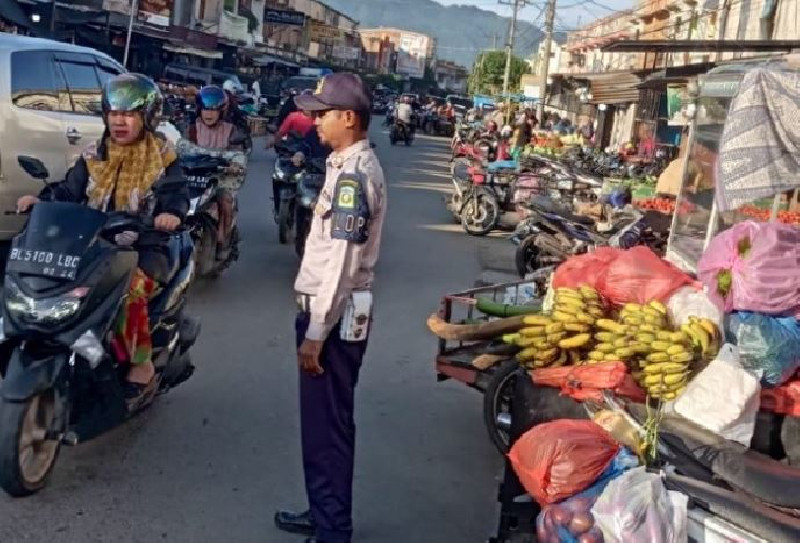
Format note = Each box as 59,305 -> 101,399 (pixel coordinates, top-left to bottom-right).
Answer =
390,119 -> 414,146
293,155 -> 326,258
180,150 -> 244,277
511,199 -> 649,277
0,156 -> 199,497
272,138 -> 308,244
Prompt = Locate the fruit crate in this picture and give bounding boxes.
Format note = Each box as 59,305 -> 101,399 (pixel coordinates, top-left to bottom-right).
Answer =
435,269 -> 552,388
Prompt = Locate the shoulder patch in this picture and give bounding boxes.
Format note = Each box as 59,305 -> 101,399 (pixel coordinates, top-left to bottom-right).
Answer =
331,174 -> 370,244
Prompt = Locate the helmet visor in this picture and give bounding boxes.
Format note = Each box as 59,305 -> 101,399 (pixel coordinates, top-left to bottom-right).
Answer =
199,87 -> 227,110
103,75 -> 156,112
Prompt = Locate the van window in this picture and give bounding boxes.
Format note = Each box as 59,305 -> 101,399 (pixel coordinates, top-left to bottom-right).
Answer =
58,60 -> 102,115
10,51 -> 65,112
96,62 -> 124,87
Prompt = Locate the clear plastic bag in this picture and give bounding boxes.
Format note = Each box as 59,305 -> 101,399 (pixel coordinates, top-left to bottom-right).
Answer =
666,286 -> 723,330
728,312 -> 800,387
674,344 -> 761,445
591,467 -> 685,543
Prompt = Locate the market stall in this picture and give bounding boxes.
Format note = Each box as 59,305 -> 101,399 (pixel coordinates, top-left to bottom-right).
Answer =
428,59 -> 800,543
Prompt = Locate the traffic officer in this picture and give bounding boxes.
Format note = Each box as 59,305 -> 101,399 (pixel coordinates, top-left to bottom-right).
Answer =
274,73 -> 387,543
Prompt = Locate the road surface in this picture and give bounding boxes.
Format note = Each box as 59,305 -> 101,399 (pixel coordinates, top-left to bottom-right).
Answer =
0,124 -> 505,543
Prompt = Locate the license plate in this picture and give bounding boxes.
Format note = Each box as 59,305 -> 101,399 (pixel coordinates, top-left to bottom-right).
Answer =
187,175 -> 211,189
7,248 -> 81,280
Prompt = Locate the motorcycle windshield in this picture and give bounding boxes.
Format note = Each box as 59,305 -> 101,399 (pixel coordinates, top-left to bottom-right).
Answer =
7,202 -> 106,280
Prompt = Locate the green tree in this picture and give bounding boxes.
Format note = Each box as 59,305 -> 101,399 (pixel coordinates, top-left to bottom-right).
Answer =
469,50 -> 529,95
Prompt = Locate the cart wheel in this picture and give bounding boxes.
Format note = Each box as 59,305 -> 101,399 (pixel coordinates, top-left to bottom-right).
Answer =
483,360 -> 518,455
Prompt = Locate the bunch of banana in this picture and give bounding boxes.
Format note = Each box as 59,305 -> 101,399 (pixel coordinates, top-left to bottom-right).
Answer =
550,285 -> 606,365
502,314 -> 568,369
681,316 -> 721,362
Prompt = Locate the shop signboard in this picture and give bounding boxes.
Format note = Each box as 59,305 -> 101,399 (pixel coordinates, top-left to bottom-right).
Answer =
139,0 -> 173,27
332,45 -> 361,62
264,8 -> 305,27
309,21 -> 342,42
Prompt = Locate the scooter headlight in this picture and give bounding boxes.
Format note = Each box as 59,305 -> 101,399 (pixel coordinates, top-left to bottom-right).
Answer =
5,280 -> 87,324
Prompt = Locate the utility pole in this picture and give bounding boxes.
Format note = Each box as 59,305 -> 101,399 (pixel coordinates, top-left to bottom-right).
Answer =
49,0 -> 57,33
538,0 -> 557,121
499,0 -> 525,101
123,0 -> 139,69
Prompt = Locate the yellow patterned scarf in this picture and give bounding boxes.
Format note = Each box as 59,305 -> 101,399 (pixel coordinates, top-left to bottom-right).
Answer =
84,133 -> 177,212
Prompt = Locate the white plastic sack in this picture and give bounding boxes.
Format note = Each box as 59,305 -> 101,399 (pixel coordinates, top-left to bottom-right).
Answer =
667,286 -> 723,330
674,344 -> 761,446
592,467 -> 684,543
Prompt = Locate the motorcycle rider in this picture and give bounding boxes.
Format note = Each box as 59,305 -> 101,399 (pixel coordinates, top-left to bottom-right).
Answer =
16,73 -> 188,403
395,95 -> 414,139
187,85 -> 247,261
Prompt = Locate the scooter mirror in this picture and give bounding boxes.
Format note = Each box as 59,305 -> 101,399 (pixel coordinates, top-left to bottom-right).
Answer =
18,155 -> 49,182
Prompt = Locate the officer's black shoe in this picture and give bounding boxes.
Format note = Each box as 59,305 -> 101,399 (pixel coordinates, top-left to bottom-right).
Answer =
274,509 -> 316,536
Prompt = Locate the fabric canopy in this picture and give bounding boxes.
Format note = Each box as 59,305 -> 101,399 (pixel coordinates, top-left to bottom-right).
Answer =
716,67 -> 800,211
0,0 -> 30,28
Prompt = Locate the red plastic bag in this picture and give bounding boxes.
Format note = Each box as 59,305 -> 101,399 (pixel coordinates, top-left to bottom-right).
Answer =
553,247 -> 694,305
761,380 -> 800,416
531,362 -> 646,403
508,419 -> 620,506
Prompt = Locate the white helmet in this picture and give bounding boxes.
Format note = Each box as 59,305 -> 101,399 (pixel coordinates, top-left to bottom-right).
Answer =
223,79 -> 242,94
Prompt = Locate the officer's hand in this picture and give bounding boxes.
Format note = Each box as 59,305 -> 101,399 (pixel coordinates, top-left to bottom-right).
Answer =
298,339 -> 324,376
155,213 -> 181,232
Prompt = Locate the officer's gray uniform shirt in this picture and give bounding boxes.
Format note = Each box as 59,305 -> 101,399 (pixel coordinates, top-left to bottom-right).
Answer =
294,139 -> 387,341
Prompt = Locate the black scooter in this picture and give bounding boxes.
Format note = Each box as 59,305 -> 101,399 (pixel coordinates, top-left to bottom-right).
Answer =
0,157 -> 199,497
293,156 -> 326,258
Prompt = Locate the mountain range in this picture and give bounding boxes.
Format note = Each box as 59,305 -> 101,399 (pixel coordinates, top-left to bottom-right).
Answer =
323,0 -> 551,68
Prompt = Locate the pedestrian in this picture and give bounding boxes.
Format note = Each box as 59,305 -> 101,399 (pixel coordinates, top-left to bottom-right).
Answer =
274,72 -> 387,543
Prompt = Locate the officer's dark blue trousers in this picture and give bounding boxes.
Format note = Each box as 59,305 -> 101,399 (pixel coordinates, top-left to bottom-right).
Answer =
296,312 -> 369,543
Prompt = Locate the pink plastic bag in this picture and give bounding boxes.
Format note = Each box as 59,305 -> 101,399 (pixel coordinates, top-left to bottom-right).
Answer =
697,221 -> 800,315
553,247 -> 694,305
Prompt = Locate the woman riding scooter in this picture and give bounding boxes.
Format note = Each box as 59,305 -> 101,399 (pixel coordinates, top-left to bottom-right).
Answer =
187,85 -> 247,261
16,74 -> 189,405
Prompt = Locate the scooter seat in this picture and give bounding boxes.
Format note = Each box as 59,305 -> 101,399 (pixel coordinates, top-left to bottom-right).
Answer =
137,234 -> 181,285
529,196 -> 595,226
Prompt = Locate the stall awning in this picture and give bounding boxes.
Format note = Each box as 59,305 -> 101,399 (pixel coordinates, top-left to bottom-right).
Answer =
253,55 -> 299,68
637,63 -> 717,89
603,39 -> 800,54
0,0 -> 30,28
163,43 -> 223,60
576,71 -> 645,104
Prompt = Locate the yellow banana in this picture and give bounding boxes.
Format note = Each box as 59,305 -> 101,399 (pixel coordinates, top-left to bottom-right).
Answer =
594,331 -> 617,342
516,337 -> 539,348
604,352 -> 623,361
629,342 -> 651,354
538,347 -> 560,362
613,337 -> 629,348
586,307 -> 605,318
697,318 -> 719,340
595,343 -> 616,353
545,322 -> 565,334
502,333 -> 520,344
532,337 -> 553,349
523,315 -> 552,326
519,326 -> 547,337
670,352 -> 693,363
576,312 -> 596,325
615,347 -> 634,358
555,294 -> 584,306
559,333 -> 591,349
555,288 -> 582,299
565,323 -> 591,333
670,331 -> 689,344
644,372 -> 688,386
547,332 -> 567,343
651,340 -> 672,352
588,350 -> 606,361
689,323 -> 711,354
551,350 -> 569,367
639,324 -> 659,333
648,380 -> 688,394
623,303 -> 643,313
553,310 -> 576,323
579,285 -> 599,300
516,347 -> 538,362
656,330 -> 674,341
636,333 -> 657,343
644,314 -> 666,326
646,352 -> 670,363
596,319 -> 626,334
555,304 -> 582,316
649,300 -> 668,315
667,344 -> 687,356
642,306 -> 662,318
642,361 -> 689,374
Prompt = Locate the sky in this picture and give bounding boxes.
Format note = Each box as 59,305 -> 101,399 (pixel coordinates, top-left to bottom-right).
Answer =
434,0 -> 636,32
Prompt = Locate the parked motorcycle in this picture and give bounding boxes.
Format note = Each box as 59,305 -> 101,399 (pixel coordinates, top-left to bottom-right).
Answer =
0,157 -> 199,497
390,119 -> 414,146
180,150 -> 244,277
511,199 -> 649,277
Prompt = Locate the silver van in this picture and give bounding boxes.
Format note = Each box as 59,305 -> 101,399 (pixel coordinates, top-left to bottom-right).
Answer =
0,34 -> 125,239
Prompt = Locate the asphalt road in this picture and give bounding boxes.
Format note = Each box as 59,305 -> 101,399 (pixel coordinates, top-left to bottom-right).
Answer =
0,124 -> 505,543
